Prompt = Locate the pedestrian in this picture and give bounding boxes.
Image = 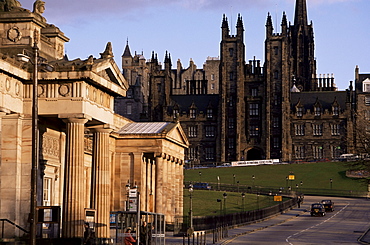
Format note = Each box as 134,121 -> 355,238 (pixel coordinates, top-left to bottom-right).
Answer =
83,222 -> 95,245
297,196 -> 302,208
124,228 -> 136,245
140,221 -> 148,245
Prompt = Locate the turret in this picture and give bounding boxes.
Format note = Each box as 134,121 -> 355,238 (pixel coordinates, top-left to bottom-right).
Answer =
122,39 -> 132,67
221,14 -> 229,39
266,12 -> 273,37
164,51 -> 172,71
281,12 -> 288,35
236,13 -> 244,41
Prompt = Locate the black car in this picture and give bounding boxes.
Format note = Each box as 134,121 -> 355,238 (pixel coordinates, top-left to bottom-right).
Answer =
310,203 -> 326,217
321,200 -> 335,212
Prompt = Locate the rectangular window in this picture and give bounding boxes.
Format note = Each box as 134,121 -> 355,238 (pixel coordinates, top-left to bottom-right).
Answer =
313,124 -> 323,136
228,118 -> 234,129
273,116 -> 279,128
249,104 -> 259,116
188,147 -> 197,160
313,146 -> 323,159
190,109 -> 196,119
229,72 -> 234,81
251,88 -> 258,97
297,107 -> 303,117
205,147 -> 215,160
294,145 -> 305,160
43,177 -> 52,206
205,126 -> 215,137
211,74 -> 215,81
333,106 -> 339,116
229,48 -> 234,57
331,124 -> 340,136
366,96 -> 370,106
314,107 -> 321,116
228,138 -> 234,149
295,124 -> 305,136
273,137 -> 280,148
188,126 -> 197,138
249,125 -> 259,136
331,146 -> 341,159
211,83 -> 215,90
127,103 -> 132,115
206,109 -> 213,119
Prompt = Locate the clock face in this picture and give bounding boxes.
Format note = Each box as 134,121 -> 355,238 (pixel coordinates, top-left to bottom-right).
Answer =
297,85 -> 304,91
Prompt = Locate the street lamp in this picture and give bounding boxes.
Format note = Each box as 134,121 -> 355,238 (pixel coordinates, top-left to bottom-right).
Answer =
286,176 -> 288,189
257,192 -> 260,210
223,193 -> 227,215
233,174 -> 236,185
330,178 -> 333,189
217,176 -> 220,191
252,175 -> 255,186
241,193 -> 245,212
188,184 -> 194,231
16,37 -> 40,245
199,171 -> 202,183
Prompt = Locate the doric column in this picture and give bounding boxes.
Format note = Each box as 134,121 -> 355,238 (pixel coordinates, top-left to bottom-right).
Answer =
62,118 -> 88,238
90,125 -> 112,240
155,154 -> 164,214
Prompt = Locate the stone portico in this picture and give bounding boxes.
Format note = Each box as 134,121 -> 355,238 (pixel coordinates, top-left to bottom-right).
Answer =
0,1 -> 187,243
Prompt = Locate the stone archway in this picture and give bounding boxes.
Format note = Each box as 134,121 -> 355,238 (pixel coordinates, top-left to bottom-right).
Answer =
246,148 -> 263,160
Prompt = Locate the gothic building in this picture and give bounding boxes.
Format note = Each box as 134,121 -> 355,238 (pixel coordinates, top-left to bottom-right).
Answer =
117,0 -> 361,165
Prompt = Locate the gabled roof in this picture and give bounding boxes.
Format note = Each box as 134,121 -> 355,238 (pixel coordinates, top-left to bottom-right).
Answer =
117,122 -> 189,147
118,122 -> 170,134
291,91 -> 347,111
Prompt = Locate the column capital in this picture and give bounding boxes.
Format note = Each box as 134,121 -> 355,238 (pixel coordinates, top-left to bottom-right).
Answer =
59,113 -> 92,122
89,124 -> 114,133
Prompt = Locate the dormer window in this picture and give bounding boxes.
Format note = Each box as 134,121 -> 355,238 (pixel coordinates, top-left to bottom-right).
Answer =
206,108 -> 213,119
190,109 -> 196,119
296,107 -> 303,117
314,106 -> 321,117
363,78 -> 370,92
332,106 -> 339,116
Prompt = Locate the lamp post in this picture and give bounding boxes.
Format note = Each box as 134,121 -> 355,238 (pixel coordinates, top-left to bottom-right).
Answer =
217,199 -> 222,216
252,175 -> 255,187
223,193 -> 227,215
199,171 -> 202,183
257,192 -> 260,210
241,193 -> 245,212
286,176 -> 288,189
188,184 -> 194,232
330,178 -> 333,189
217,176 -> 220,191
233,174 -> 236,185
18,38 -> 40,245
125,182 -> 131,211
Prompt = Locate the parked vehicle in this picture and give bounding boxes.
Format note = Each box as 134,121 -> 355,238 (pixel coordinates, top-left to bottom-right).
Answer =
310,203 -> 326,217
193,182 -> 211,190
321,200 -> 335,212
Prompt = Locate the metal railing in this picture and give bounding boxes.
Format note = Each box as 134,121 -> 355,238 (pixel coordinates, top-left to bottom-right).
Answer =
0,219 -> 29,239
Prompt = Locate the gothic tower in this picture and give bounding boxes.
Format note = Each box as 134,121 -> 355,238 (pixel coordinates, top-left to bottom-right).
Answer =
264,12 -> 292,160
290,0 -> 316,91
219,14 -> 246,162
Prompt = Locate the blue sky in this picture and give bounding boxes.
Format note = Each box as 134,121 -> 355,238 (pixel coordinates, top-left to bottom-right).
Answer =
19,0 -> 369,90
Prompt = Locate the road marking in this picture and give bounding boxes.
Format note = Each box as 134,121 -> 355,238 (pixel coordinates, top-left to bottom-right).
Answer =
285,203 -> 349,245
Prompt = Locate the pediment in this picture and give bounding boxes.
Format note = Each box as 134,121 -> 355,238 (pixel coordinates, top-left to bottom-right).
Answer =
166,123 -> 189,148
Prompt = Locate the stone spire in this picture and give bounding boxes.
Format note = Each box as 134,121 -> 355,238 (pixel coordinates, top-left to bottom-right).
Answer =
122,39 -> 132,57
294,0 -> 308,26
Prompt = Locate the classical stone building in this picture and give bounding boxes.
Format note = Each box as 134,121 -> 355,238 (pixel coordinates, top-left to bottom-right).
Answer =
116,0 -> 363,165
0,1 -> 187,243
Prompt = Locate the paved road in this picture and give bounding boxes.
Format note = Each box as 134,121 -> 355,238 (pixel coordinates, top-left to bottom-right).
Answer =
221,196 -> 370,244
166,196 -> 370,245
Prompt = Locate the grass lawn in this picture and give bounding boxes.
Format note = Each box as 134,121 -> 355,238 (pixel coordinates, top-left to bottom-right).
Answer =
183,190 -> 287,216
184,161 -> 367,191
183,162 -> 367,216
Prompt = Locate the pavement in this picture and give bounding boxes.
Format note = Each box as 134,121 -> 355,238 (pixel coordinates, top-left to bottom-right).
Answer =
165,202 -> 309,245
